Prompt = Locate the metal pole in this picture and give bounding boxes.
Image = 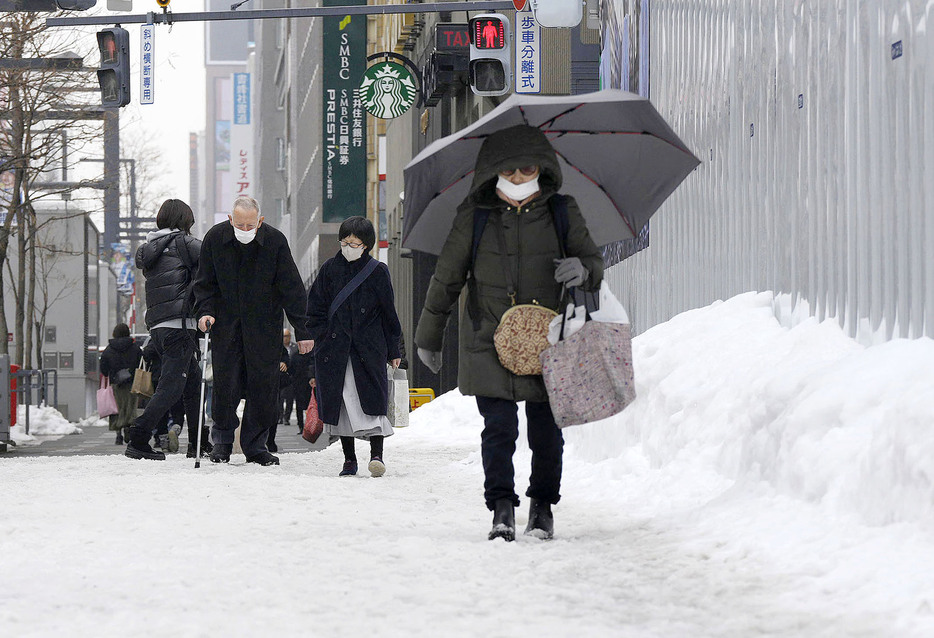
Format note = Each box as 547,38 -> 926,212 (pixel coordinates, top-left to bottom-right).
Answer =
103,109 -> 120,250
45,2 -> 515,26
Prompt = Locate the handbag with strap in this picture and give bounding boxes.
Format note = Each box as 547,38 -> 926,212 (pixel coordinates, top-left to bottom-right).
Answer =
97,376 -> 119,417
489,212 -> 558,376
540,284 -> 636,428
302,387 -> 324,443
130,357 -> 155,397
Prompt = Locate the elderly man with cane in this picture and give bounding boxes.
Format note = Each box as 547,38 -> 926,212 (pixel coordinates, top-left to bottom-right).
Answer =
192,196 -> 314,466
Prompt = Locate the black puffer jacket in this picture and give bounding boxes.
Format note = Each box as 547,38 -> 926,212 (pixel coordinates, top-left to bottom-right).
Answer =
136,230 -> 201,329
99,337 -> 143,387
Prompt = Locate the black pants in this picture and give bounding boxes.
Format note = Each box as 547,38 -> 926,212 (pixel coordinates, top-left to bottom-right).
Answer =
211,344 -> 279,457
133,328 -> 202,443
294,384 -> 311,429
476,396 -> 564,511
279,385 -> 295,423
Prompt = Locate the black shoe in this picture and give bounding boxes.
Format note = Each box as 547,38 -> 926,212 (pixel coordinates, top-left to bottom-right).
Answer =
368,456 -> 386,477
125,441 -> 166,461
488,498 -> 516,542
115,432 -> 123,445
524,498 -> 554,540
210,443 -> 232,464
245,451 -> 280,466
339,459 -> 358,476
268,442 -> 279,453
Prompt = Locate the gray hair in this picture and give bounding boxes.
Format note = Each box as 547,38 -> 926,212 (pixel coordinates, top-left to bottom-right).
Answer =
232,196 -> 260,216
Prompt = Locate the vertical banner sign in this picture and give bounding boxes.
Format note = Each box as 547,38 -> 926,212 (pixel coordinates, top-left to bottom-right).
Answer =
230,72 -> 254,198
516,5 -> 541,94
140,24 -> 155,105
322,0 -> 367,223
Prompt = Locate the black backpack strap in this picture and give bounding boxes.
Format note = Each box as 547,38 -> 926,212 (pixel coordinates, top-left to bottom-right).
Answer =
470,207 -> 491,270
549,193 -> 570,258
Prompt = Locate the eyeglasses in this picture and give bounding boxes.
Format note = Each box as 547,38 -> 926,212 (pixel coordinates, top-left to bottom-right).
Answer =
499,165 -> 539,177
339,240 -> 366,249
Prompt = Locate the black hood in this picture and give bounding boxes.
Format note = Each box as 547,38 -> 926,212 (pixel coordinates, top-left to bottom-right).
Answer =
108,336 -> 135,352
137,230 -> 182,270
469,125 -> 562,206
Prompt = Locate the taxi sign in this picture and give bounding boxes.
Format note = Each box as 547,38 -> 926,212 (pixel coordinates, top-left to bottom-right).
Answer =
409,388 -> 435,411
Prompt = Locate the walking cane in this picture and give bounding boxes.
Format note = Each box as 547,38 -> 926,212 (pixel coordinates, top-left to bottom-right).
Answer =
194,319 -> 212,469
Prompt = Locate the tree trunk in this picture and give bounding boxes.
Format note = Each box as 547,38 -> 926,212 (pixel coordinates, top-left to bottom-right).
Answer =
15,201 -> 26,368
24,202 -> 36,370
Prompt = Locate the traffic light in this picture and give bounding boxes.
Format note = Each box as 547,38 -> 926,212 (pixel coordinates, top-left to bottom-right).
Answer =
0,0 -> 97,8
156,0 -> 170,7
96,27 -> 130,108
530,0 -> 583,27
468,14 -> 511,97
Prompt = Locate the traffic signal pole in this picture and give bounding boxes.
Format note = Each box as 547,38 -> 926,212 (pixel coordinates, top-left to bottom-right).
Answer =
44,1 -> 515,27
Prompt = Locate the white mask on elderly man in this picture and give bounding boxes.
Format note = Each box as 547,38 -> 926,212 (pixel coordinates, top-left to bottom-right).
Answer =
341,244 -> 365,261
233,225 -> 257,244
496,175 -> 540,201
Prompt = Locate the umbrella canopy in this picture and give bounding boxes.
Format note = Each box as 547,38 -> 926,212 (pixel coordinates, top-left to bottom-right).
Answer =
402,89 -> 700,255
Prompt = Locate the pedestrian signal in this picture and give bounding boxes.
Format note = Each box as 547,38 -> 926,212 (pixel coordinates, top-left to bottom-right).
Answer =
96,27 -> 131,108
468,14 -> 511,96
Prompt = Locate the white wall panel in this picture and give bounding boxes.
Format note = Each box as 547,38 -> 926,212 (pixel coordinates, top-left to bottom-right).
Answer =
602,0 -> 933,342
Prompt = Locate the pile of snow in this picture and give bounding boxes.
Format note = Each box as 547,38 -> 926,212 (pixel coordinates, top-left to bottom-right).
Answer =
563,291 -> 934,528
13,404 -> 83,438
77,414 -> 110,428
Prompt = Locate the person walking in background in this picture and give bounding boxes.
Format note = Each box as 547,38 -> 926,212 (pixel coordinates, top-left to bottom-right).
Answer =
99,323 -> 142,445
278,328 -> 298,426
415,125 -> 604,541
290,345 -> 314,435
126,199 -> 206,461
305,216 -> 402,477
193,196 -> 314,466
267,340 -> 291,453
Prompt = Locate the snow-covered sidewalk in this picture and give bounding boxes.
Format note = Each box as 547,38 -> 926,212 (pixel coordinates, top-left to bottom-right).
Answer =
1,292 -> 932,637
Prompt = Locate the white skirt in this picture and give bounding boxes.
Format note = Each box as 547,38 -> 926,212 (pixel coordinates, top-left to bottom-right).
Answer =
323,360 -> 394,439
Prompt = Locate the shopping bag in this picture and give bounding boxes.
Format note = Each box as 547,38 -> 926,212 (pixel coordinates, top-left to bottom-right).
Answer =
96,376 -> 119,417
130,358 -> 154,397
540,286 -> 636,428
387,366 -> 409,427
302,389 -> 324,443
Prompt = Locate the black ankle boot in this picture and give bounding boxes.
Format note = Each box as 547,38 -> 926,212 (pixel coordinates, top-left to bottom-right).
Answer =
524,498 -> 554,540
488,498 -> 515,542
210,443 -> 232,464
125,427 -> 165,461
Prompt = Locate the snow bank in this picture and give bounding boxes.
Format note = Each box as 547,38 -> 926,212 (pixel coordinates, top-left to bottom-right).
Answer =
561,291 -> 934,528
15,404 -> 83,436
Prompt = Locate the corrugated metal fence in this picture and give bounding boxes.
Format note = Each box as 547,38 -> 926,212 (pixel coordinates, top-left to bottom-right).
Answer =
603,0 -> 933,342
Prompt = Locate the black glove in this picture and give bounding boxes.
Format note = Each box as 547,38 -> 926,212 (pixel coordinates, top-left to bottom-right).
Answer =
417,347 -> 442,374
553,257 -> 588,288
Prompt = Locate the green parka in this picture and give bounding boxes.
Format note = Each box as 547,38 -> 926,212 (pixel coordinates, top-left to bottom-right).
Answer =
415,125 -> 604,402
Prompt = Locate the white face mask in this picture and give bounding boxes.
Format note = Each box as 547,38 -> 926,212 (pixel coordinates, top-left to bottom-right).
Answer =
233,226 -> 257,244
341,245 -> 365,261
496,175 -> 540,201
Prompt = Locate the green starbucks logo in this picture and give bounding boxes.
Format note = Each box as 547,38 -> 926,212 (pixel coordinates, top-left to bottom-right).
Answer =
359,62 -> 417,119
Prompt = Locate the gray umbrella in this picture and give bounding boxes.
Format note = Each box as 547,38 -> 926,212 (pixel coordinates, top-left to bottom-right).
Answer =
402,89 -> 700,255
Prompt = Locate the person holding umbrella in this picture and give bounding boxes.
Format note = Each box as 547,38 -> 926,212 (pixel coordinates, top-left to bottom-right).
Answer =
415,125 -> 604,541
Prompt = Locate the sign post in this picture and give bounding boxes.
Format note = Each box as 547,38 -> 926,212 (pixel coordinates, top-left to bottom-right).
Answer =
230,72 -> 253,198
140,22 -> 155,105
515,4 -> 541,94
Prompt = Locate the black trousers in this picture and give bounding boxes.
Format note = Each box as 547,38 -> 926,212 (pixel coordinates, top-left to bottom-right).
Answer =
133,328 -> 202,443
294,384 -> 311,428
279,385 -> 295,423
211,344 -> 279,457
476,396 -> 564,511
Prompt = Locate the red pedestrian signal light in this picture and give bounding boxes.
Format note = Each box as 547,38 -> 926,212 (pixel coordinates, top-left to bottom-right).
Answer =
473,18 -> 505,50
96,27 -> 130,108
468,14 -> 511,96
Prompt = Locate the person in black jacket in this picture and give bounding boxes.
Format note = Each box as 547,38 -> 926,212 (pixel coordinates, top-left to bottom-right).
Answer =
99,323 -> 142,445
126,199 -> 205,461
305,216 -> 402,477
193,196 -> 314,466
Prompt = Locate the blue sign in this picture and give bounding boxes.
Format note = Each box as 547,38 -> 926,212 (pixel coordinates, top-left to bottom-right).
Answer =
233,72 -> 250,125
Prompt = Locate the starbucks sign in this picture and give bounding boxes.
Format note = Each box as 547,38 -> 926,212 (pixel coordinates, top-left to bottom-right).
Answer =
359,62 -> 417,119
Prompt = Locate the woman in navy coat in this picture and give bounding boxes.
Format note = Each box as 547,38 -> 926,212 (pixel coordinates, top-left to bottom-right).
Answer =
306,216 -> 402,477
